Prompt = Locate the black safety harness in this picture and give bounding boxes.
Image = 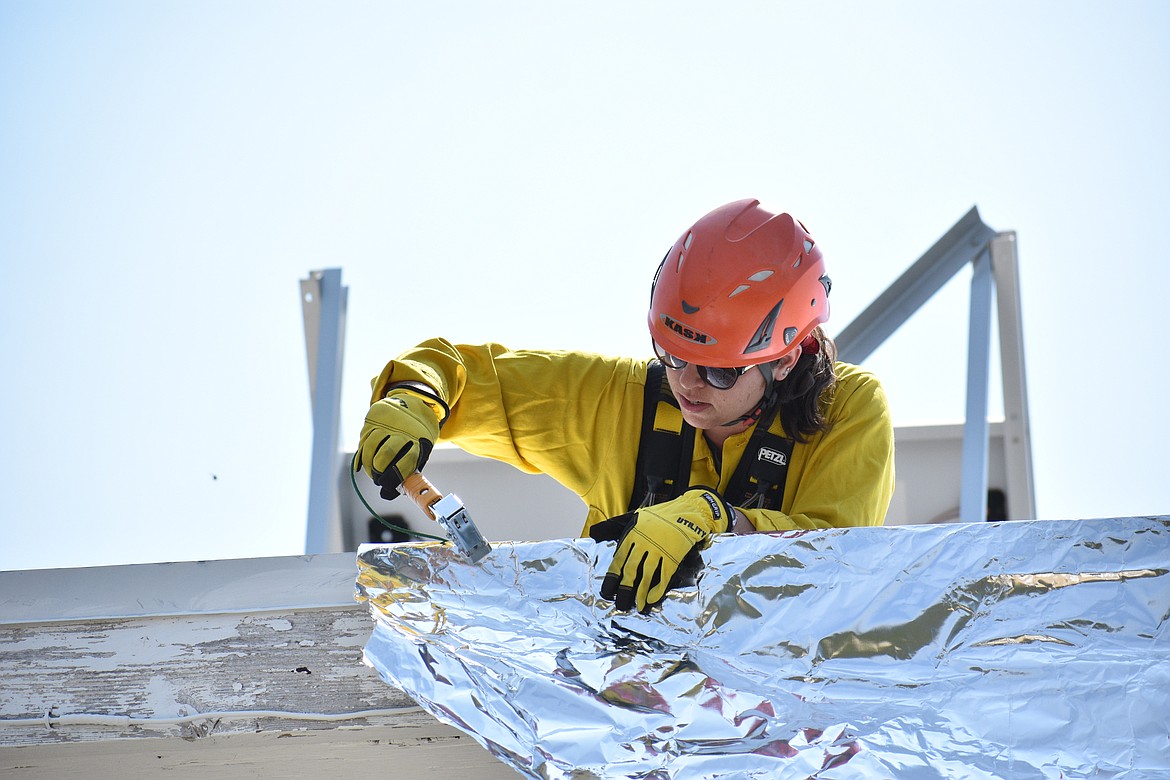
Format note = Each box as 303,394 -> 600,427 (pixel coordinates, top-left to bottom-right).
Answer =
627,361 -> 795,512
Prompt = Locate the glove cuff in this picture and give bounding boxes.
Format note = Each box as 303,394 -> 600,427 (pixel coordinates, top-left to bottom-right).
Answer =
385,382 -> 451,426
687,486 -> 734,534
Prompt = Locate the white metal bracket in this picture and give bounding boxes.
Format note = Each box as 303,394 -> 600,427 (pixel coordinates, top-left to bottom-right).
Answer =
301,268 -> 348,553
836,207 -> 1035,521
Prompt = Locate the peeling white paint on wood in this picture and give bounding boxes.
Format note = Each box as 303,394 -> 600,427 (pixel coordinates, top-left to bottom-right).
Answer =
1,606 -> 413,744
0,554 -> 514,778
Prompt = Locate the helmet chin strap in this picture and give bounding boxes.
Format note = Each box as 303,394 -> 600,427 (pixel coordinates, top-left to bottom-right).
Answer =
719,363 -> 779,428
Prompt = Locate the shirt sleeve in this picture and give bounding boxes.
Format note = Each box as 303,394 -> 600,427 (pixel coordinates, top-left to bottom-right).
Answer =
368,338 -> 645,502
739,365 -> 896,531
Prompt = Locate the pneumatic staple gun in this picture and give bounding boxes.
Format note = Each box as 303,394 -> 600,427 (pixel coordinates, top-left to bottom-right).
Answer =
401,472 -> 492,563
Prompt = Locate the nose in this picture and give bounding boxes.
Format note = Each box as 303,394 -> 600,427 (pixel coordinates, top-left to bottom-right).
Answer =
677,363 -> 706,392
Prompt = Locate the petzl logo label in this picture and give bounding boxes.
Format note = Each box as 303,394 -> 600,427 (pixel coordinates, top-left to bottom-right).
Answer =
660,314 -> 715,345
759,447 -> 788,466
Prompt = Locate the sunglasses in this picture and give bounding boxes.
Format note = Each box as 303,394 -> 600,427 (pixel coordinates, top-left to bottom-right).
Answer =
652,341 -> 753,390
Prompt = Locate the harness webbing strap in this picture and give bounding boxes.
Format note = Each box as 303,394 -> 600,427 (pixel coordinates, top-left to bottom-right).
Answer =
723,402 -> 793,510
629,361 -> 693,510
629,361 -> 793,512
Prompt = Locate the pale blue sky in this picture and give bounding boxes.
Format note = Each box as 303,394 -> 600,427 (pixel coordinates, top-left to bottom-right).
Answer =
2,1 -> 1167,571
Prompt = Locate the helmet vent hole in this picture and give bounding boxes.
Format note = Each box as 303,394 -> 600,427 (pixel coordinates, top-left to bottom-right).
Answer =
684,232 -> 694,250
744,300 -> 783,354
783,326 -> 799,346
793,256 -> 802,268
747,270 -> 772,282
804,239 -> 814,253
682,300 -> 700,314
729,285 -> 751,298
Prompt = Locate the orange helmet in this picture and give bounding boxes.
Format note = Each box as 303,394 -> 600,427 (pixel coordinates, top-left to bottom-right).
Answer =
648,199 -> 831,367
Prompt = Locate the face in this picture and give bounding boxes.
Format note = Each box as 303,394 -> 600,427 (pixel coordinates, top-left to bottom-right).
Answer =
662,348 -> 801,431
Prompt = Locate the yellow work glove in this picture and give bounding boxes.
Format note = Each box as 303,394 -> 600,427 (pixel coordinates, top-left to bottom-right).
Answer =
355,387 -> 445,500
589,487 -> 733,613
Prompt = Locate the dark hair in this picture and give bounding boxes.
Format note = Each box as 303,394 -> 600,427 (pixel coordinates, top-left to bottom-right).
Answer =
772,326 -> 837,443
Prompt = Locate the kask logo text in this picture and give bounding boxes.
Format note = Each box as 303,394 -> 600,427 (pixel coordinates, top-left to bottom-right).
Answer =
660,315 -> 716,345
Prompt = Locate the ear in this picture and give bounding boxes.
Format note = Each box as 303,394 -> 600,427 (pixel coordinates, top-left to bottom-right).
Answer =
771,345 -> 803,381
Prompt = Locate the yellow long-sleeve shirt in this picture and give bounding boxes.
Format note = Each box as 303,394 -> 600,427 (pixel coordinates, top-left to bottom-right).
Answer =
371,338 -> 895,535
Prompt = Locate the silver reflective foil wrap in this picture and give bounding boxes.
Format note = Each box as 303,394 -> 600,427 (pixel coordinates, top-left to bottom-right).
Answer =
356,517 -> 1170,779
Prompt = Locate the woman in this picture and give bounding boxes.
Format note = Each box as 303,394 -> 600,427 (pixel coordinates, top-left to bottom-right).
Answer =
356,199 -> 895,612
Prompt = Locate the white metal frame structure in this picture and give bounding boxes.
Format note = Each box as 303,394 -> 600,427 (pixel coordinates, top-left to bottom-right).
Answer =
300,269 -> 348,554
835,206 -> 1035,522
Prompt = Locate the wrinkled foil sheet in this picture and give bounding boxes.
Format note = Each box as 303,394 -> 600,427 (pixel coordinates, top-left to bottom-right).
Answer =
356,517 -> 1170,779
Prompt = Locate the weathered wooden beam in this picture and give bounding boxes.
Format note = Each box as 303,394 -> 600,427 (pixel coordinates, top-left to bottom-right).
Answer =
2,717 -> 518,778
1,605 -> 410,744
0,554 -> 516,778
